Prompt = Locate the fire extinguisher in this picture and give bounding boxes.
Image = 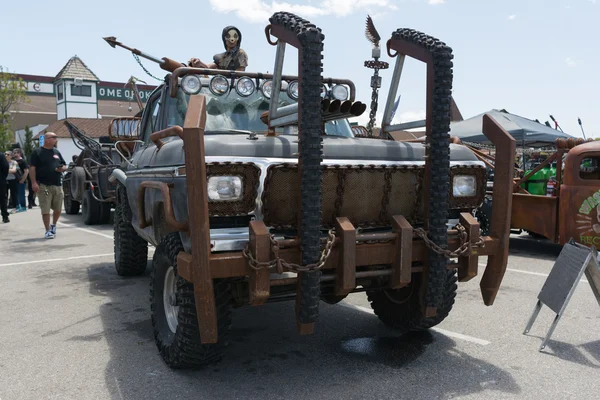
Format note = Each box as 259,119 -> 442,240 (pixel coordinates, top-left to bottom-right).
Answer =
546,178 -> 556,196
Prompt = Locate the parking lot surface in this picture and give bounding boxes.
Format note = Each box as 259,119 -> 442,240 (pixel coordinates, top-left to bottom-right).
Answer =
1,210 -> 598,400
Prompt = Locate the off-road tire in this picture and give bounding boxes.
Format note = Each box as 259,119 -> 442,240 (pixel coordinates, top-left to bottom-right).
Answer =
366,269 -> 458,333
99,202 -> 112,225
475,196 -> 492,236
269,12 -> 325,324
151,233 -> 232,369
63,178 -> 80,215
70,166 -> 86,201
390,29 -> 454,312
114,184 -> 148,276
82,189 -> 102,225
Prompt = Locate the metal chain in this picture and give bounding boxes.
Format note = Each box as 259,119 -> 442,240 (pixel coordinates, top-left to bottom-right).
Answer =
132,53 -> 163,82
366,68 -> 380,136
414,224 -> 484,258
243,229 -> 336,273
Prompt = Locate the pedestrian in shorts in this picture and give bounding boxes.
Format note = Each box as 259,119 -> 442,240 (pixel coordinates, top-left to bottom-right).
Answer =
29,132 -> 67,239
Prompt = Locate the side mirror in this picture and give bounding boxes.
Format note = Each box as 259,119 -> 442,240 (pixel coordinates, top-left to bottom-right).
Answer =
109,117 -> 142,141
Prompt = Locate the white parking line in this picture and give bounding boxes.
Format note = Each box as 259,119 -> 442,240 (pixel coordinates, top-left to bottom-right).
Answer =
479,263 -> 589,284
338,302 -> 491,346
0,253 -> 114,267
57,222 -> 114,240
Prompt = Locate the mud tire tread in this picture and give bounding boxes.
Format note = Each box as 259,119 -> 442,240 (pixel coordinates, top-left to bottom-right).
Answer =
114,184 -> 148,276
150,233 -> 232,369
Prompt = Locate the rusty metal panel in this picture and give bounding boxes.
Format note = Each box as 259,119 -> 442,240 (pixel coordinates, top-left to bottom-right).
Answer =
334,217 -> 356,296
511,194 -> 558,241
391,215 -> 413,288
248,221 -> 271,305
458,212 -> 480,282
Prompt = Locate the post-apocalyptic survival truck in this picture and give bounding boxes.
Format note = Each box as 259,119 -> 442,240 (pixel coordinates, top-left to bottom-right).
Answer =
106,12 -> 515,369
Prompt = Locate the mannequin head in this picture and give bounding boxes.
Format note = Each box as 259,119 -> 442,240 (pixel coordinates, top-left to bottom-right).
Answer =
221,26 -> 242,53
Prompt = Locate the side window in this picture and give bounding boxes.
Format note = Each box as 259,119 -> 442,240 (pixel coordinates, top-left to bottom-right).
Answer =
580,156 -> 600,180
142,94 -> 162,143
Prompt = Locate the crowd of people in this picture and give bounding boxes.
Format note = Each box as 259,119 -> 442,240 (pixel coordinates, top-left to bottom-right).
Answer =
1,148 -> 36,223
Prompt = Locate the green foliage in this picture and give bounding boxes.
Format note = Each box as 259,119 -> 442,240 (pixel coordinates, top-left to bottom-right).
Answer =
23,126 -> 35,159
0,66 -> 30,151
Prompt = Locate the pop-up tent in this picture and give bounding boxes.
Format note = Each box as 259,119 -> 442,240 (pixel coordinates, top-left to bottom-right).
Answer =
449,109 -> 575,147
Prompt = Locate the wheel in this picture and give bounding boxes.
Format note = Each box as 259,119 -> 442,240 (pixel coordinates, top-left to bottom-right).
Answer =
114,184 -> 148,276
366,269 -> 458,333
70,166 -> 86,201
63,179 -> 80,215
82,189 -> 102,225
99,202 -> 112,225
475,196 -> 492,236
151,232 -> 232,369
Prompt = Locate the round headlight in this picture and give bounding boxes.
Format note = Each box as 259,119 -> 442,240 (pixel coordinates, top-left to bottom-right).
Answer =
287,80 -> 299,100
331,85 -> 348,101
181,74 -> 201,95
209,75 -> 229,96
261,80 -> 273,99
235,77 -> 255,97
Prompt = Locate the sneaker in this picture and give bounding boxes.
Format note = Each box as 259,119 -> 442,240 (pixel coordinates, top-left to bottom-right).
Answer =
16,206 -> 26,213
50,224 -> 57,235
45,231 -> 55,239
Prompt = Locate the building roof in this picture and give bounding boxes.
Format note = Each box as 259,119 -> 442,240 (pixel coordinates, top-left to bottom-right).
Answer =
37,118 -> 112,139
54,56 -> 100,82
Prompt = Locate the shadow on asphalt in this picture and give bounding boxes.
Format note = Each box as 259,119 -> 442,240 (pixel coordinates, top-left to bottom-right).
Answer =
525,336 -> 600,369
84,261 -> 521,400
508,235 -> 563,261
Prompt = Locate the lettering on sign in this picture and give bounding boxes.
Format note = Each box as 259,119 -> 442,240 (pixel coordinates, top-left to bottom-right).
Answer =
576,192 -> 600,244
97,86 -> 154,102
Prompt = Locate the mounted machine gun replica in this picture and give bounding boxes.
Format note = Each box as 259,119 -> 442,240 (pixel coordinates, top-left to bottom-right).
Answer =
103,13 -> 516,369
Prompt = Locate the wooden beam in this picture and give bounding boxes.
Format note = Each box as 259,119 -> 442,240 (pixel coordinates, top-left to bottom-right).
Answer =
391,215 -> 413,288
458,212 -> 480,282
334,217 -> 356,296
248,221 -> 271,305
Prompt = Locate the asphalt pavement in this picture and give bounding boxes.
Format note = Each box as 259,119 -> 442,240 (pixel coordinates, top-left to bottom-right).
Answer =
0,209 -> 599,400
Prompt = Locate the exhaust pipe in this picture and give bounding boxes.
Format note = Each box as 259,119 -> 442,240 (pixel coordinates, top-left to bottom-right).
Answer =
109,168 -> 127,186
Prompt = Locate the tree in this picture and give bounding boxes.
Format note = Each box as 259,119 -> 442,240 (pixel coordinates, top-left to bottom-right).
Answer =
0,66 -> 30,151
23,126 -> 35,159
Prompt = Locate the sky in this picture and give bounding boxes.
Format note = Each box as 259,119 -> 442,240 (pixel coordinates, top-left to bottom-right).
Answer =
1,0 -> 599,138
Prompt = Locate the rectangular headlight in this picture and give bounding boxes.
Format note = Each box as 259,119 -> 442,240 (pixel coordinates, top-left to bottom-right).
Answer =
208,176 -> 243,201
453,175 -> 476,197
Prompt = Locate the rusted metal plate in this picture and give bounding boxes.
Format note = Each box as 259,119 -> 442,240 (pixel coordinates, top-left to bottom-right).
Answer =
334,217 -> 356,296
182,95 -> 218,344
511,194 -> 558,241
479,114 -> 516,306
458,212 -> 480,282
248,221 -> 271,305
391,215 -> 413,288
270,24 -> 301,49
560,184 -> 600,246
207,235 -> 499,279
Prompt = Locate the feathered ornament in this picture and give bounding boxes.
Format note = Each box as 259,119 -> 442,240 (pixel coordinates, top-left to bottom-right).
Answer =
365,15 -> 381,48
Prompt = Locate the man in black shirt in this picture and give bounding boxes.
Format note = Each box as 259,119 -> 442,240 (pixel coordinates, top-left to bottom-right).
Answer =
29,132 -> 67,239
0,152 -> 9,223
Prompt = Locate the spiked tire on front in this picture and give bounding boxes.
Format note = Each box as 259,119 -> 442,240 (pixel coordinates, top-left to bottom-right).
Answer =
150,233 -> 232,369
366,269 -> 458,333
269,12 -> 325,324
390,29 -> 454,313
113,184 -> 148,276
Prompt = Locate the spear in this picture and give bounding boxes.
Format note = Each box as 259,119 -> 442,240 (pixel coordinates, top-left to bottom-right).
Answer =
102,36 -> 184,73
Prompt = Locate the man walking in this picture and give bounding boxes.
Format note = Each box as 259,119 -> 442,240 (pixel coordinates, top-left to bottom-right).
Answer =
12,148 -> 29,212
0,151 -> 9,223
29,132 -> 67,238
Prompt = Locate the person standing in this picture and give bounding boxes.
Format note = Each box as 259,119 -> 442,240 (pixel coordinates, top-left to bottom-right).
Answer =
5,152 -> 18,210
0,151 -> 9,223
29,132 -> 67,239
12,148 -> 29,212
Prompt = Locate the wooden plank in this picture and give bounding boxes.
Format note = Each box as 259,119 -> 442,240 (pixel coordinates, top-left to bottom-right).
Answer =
334,217 -> 356,296
182,95 -> 218,344
458,212 -> 480,282
248,221 -> 271,305
391,215 -> 413,288
177,252 -> 193,282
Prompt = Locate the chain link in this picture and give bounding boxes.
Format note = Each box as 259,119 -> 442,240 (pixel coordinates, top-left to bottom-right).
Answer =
132,53 -> 164,82
414,224 -> 484,258
243,229 -> 336,273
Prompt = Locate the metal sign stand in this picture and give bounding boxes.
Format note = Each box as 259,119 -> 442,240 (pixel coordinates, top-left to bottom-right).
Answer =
523,239 -> 600,351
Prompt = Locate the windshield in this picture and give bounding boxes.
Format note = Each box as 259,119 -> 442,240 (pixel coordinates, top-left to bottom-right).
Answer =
165,82 -> 354,137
